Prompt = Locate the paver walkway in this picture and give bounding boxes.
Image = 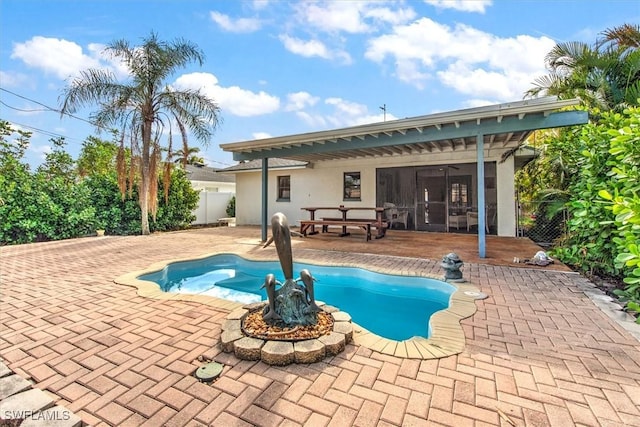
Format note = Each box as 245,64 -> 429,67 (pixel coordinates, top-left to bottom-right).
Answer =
1,227 -> 639,426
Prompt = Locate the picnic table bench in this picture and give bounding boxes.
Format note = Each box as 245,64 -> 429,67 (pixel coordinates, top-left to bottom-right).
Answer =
299,220 -> 373,241
301,206 -> 388,239
320,217 -> 388,235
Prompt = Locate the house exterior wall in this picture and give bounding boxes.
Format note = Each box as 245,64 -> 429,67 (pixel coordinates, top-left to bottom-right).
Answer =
190,180 -> 236,193
234,149 -> 517,236
496,159 -> 516,236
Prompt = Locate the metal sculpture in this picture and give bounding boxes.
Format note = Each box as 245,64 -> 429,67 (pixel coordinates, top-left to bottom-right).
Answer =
441,252 -> 465,282
262,213 -> 320,326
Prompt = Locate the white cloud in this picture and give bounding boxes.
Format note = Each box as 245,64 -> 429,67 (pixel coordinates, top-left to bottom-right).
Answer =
9,37 -> 129,82
437,63 -> 516,100
252,0 -> 269,10
365,6 -> 417,26
285,91 -> 320,111
252,132 -> 272,139
290,95 -> 396,129
210,11 -> 262,33
174,72 -> 280,117
279,35 -> 329,58
279,34 -> 352,64
325,97 -> 368,117
365,18 -> 555,99
294,1 -> 371,34
295,111 -> 327,127
461,98 -> 495,109
11,36 -> 103,80
424,0 -> 492,13
293,1 -> 415,34
0,71 -> 31,89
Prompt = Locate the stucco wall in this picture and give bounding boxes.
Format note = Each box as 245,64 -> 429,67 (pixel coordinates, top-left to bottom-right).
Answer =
190,180 -> 236,193
234,149 -> 516,236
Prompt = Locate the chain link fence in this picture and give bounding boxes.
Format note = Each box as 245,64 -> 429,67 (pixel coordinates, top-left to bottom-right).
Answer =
517,200 -> 568,248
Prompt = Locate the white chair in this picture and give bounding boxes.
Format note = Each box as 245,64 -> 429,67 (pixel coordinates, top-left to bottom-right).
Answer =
384,202 -> 408,229
467,204 -> 496,233
448,214 -> 467,230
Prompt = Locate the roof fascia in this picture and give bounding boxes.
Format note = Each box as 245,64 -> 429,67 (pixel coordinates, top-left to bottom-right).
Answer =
231,110 -> 588,161
221,98 -> 580,153
218,164 -> 310,174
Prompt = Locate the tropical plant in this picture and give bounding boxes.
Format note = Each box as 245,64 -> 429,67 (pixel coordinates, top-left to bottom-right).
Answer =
597,106 -> 640,321
173,146 -> 205,167
84,167 -> 199,235
226,195 -> 236,217
60,32 -> 221,235
77,135 -> 119,177
526,23 -> 640,111
0,123 -> 97,244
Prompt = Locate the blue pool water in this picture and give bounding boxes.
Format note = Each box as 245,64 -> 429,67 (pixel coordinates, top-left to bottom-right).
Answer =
139,254 -> 455,340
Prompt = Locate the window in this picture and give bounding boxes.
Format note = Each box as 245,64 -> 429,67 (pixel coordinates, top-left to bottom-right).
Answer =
450,183 -> 468,204
344,172 -> 361,201
449,175 -> 471,214
277,176 -> 290,201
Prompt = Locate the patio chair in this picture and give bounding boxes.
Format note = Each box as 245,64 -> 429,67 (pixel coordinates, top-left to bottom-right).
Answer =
467,204 -> 496,233
384,202 -> 408,229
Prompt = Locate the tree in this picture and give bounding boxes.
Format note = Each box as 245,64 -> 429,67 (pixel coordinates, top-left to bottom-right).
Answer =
526,24 -> 640,111
77,135 -> 119,177
173,146 -> 205,167
60,32 -> 221,235
1,123 -> 96,244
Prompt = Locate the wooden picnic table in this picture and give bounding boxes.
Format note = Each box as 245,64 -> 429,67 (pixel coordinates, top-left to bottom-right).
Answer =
300,206 -> 387,239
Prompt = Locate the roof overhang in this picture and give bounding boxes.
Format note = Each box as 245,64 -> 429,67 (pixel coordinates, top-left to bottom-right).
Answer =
221,97 -> 588,162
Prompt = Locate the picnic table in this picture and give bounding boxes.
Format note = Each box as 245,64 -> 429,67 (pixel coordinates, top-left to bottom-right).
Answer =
300,206 -> 387,241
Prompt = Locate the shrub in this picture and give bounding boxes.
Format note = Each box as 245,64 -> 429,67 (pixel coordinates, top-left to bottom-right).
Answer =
226,196 -> 236,217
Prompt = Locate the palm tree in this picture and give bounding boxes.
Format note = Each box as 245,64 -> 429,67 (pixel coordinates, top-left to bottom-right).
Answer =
60,32 -> 220,235
526,24 -> 640,111
173,146 -> 205,167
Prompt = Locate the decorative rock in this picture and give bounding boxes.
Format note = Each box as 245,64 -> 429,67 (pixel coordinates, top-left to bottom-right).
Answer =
220,329 -> 244,353
331,311 -> 351,322
0,361 -> 11,378
261,341 -> 295,366
243,302 -> 267,311
333,321 -> 353,343
233,337 -> 264,361
227,308 -> 248,320
0,374 -> 32,400
221,319 -> 242,332
318,332 -> 346,356
0,388 -> 54,413
294,339 -> 326,364
322,305 -> 339,313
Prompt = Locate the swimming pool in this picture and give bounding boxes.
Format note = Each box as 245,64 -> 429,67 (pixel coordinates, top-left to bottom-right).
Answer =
139,253 -> 455,341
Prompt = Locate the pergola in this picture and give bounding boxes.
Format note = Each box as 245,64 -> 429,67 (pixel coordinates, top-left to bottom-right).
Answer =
221,97 -> 589,257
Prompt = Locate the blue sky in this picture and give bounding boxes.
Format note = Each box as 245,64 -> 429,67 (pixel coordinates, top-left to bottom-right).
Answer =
1,0 -> 638,168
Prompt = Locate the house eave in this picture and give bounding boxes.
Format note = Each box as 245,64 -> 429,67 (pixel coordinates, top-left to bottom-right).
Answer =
220,97 -> 587,162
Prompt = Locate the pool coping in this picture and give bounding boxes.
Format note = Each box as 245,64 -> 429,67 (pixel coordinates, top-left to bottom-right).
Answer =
114,250 -> 482,360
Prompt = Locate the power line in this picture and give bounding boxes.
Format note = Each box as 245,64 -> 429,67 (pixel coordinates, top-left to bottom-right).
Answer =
1,87 -> 99,127
1,87 -> 233,166
7,120 -> 86,144
0,100 -> 52,113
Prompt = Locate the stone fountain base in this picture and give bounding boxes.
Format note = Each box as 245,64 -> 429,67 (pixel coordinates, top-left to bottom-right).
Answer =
220,302 -> 353,365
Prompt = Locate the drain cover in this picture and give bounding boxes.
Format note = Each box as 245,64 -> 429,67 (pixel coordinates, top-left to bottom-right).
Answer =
464,291 -> 488,300
195,361 -> 223,382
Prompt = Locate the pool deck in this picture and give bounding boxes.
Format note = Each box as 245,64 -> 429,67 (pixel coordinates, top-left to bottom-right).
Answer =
1,226 -> 640,426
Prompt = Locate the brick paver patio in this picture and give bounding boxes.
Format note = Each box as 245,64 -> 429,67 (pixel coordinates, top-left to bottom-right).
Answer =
1,227 -> 639,426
